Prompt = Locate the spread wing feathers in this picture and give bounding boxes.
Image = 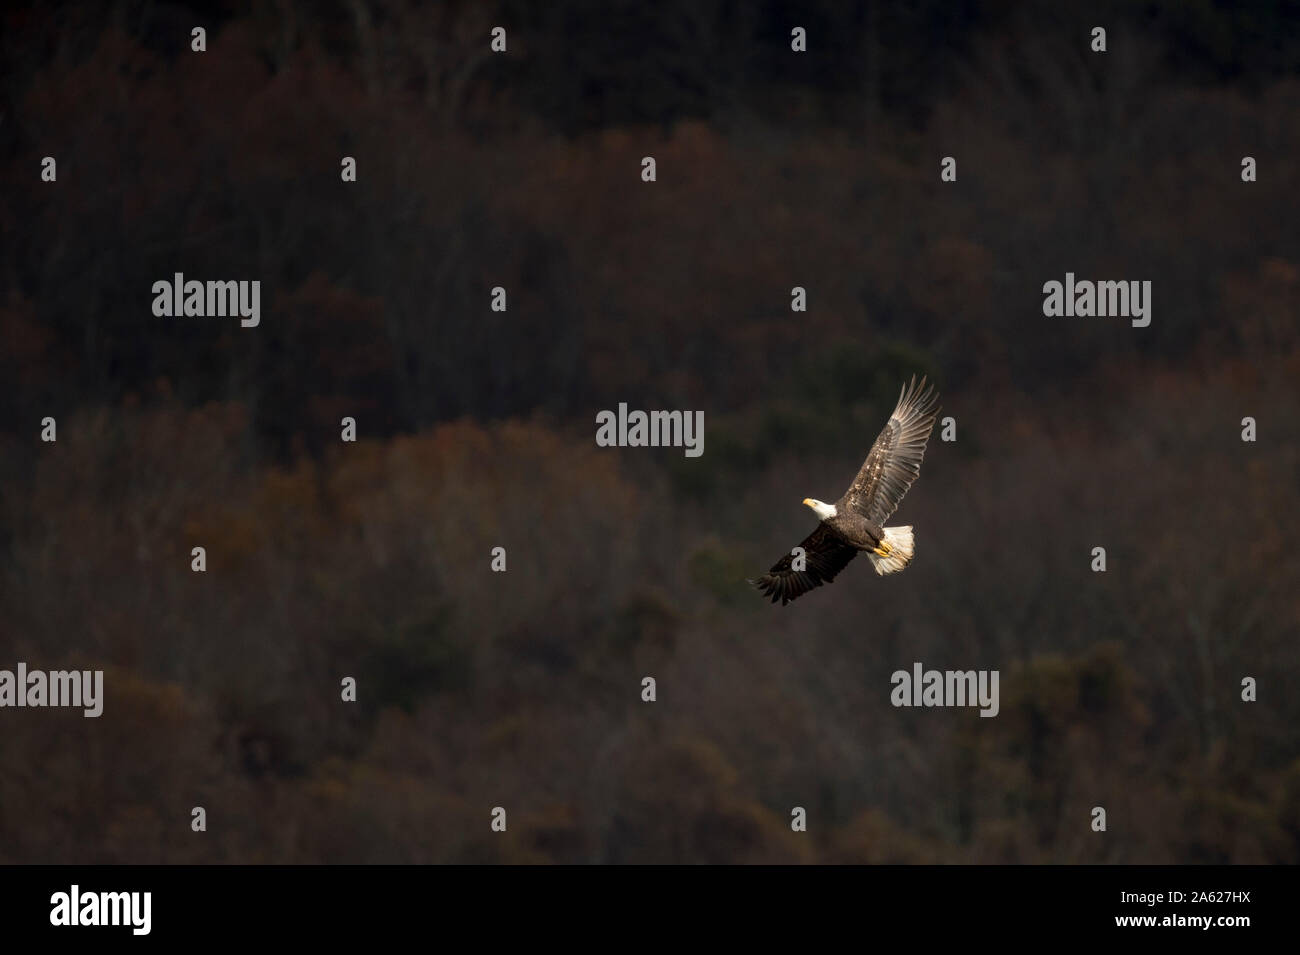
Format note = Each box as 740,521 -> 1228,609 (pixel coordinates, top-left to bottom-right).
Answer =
842,375 -> 940,525
749,524 -> 859,606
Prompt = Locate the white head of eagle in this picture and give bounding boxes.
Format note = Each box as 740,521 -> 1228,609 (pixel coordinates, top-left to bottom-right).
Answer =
751,376 -> 940,605
802,498 -> 838,520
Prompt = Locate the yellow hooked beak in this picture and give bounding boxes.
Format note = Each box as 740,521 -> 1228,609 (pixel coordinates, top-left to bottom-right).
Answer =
802,498 -> 814,508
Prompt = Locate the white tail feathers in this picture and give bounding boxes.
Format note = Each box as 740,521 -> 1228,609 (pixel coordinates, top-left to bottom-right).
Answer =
867,525 -> 914,575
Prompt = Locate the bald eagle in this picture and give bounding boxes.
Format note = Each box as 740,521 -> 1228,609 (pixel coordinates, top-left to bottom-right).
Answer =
750,376 -> 940,605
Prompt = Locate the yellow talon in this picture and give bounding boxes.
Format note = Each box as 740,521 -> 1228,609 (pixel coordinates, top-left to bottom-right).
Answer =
874,542 -> 893,556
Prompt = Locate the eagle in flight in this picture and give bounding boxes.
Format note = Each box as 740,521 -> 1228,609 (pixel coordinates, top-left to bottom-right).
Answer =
751,376 -> 940,605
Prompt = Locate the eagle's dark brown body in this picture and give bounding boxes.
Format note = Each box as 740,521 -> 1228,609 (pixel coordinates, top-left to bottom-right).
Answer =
823,510 -> 885,550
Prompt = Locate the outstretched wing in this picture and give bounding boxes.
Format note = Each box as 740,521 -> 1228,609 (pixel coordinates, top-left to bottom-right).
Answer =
841,375 -> 940,525
749,524 -> 858,606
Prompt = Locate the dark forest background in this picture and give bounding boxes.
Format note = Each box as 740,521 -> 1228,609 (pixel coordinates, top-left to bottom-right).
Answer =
1,0 -> 1298,863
